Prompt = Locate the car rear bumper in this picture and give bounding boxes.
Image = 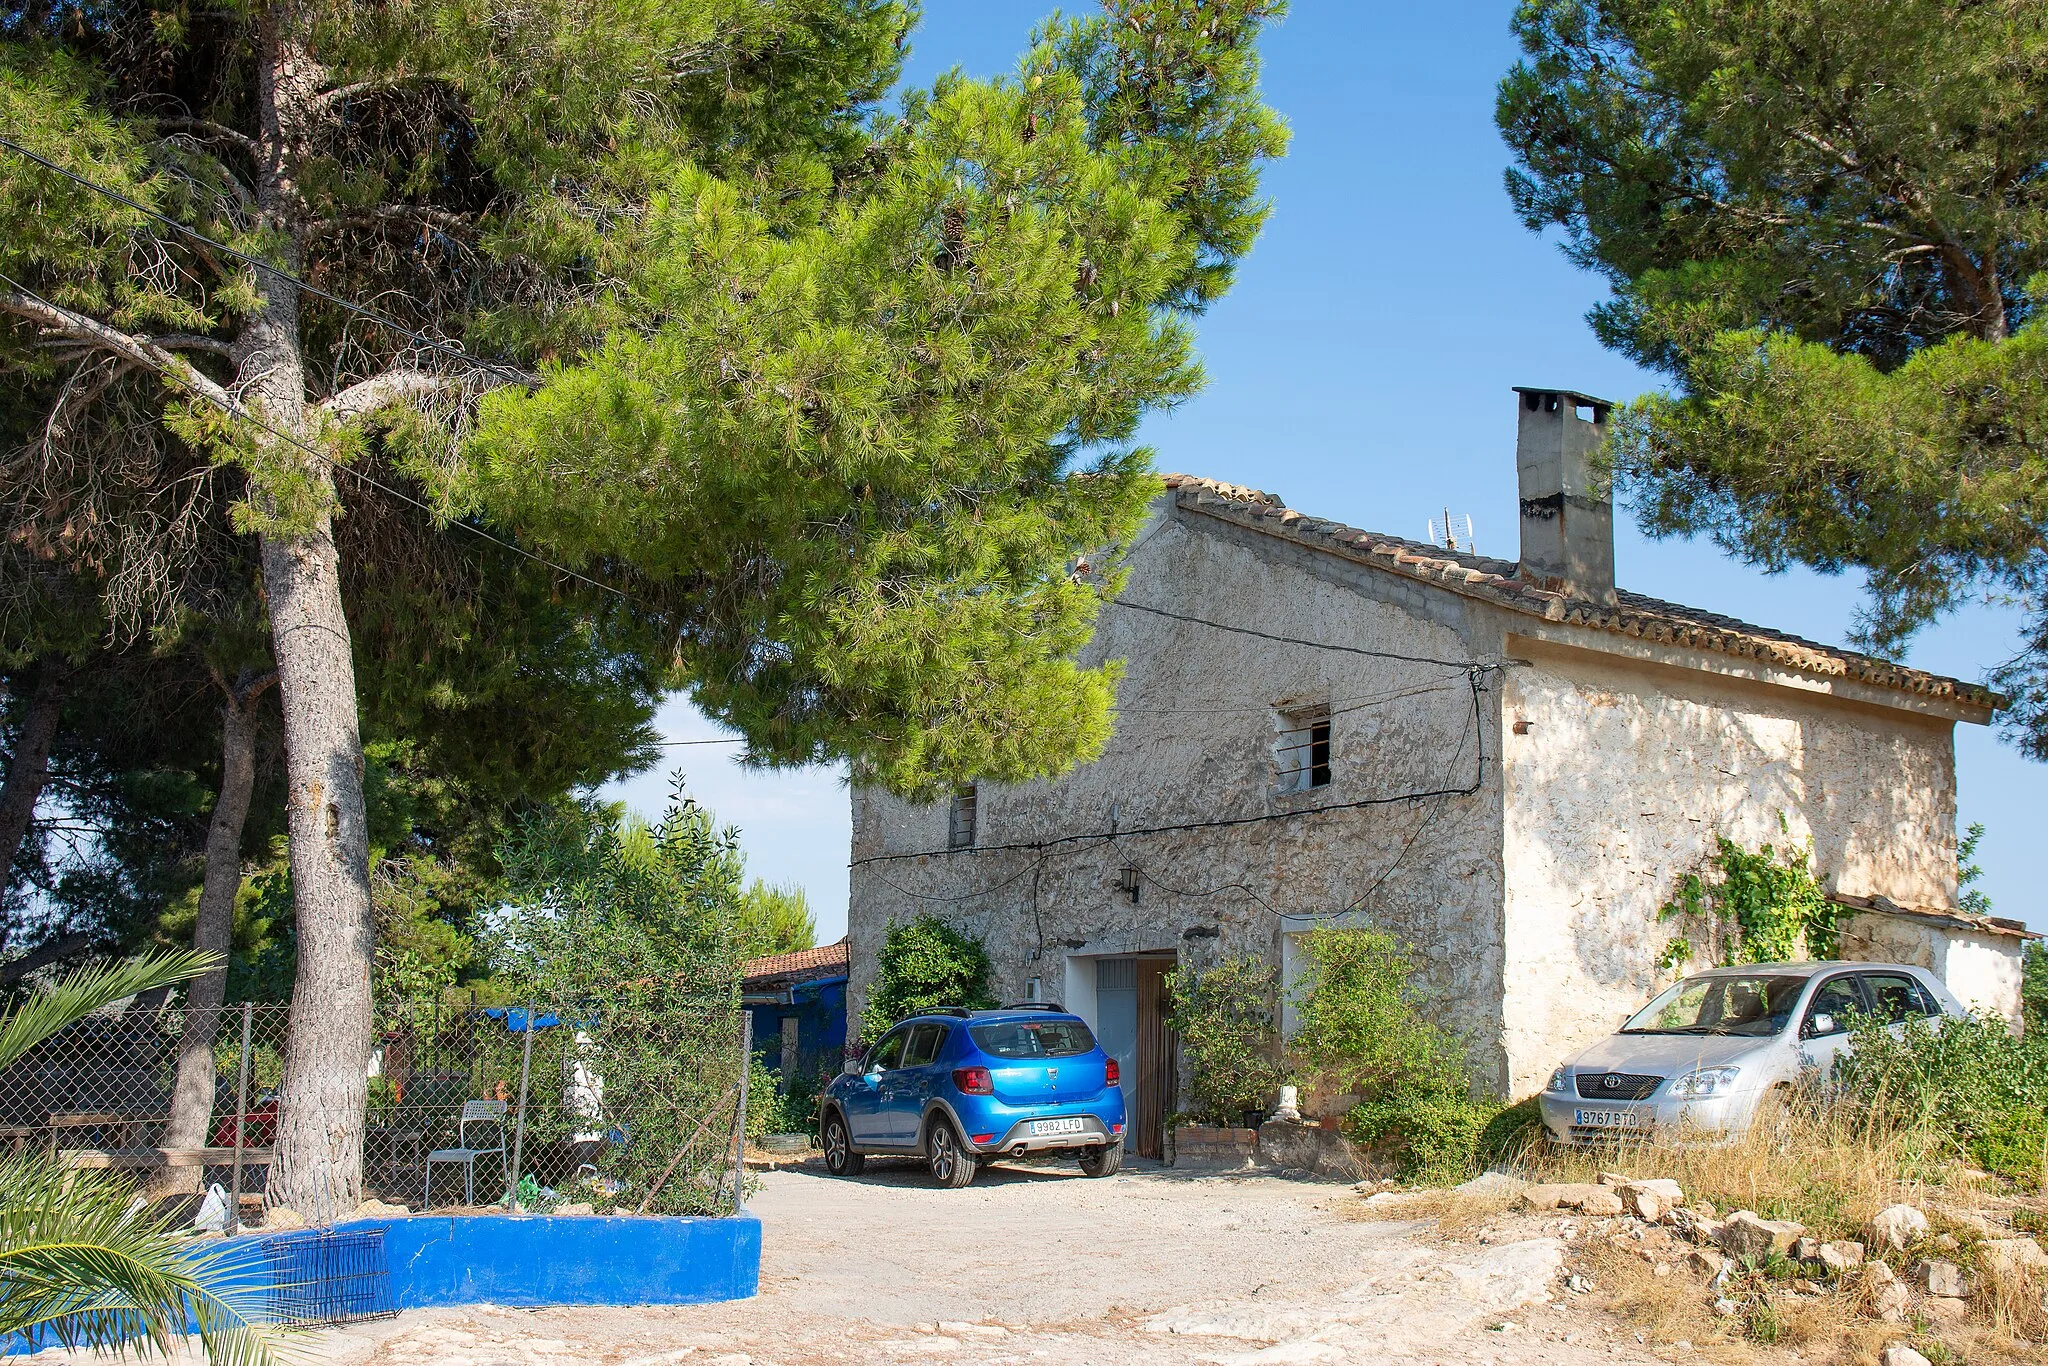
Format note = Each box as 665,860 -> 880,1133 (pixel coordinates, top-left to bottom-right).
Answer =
972,1115 -> 1120,1155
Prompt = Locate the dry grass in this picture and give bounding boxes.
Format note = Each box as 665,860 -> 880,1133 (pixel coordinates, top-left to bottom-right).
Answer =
1514,1105 -> 1958,1243
1342,1183 -> 1525,1235
1461,1105 -> 2048,1362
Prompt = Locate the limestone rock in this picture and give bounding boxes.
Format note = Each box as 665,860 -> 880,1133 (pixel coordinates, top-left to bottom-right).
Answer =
1818,1241 -> 1866,1274
1914,1259 -> 1965,1298
1598,1172 -> 1630,1188
1866,1261 -> 1896,1286
1881,1345 -> 1933,1366
1619,1181 -> 1681,1223
1922,1296 -> 1968,1323
1979,1238 -> 2048,1276
262,1207 -> 306,1231
553,1202 -> 596,1216
1454,1171 -> 1526,1199
1875,1282 -> 1911,1322
1573,1187 -> 1624,1216
1688,1248 -> 1729,1278
1871,1204 -> 1929,1252
351,1199 -> 408,1219
1716,1211 -> 1804,1262
1793,1236 -> 1823,1263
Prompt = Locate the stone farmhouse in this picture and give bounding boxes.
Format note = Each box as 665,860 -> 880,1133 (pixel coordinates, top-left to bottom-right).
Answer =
847,387 -> 2033,1156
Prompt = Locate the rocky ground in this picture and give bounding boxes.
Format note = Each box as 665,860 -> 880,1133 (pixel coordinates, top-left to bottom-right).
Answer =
30,1157 -> 1688,1366
37,1156 -> 2038,1365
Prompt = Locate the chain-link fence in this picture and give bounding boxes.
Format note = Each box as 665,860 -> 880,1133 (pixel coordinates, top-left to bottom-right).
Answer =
0,990 -> 751,1228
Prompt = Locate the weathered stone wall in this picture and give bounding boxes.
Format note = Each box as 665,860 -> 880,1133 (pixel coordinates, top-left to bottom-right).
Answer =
849,499 -> 1512,1085
1498,636 -> 1968,1091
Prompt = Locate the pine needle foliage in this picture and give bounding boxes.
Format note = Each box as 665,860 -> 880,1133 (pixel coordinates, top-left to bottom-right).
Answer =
1498,1 -> 2048,750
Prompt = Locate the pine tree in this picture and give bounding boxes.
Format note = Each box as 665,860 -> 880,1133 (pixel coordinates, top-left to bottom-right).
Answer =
0,0 -> 1284,1217
1498,0 -> 2048,745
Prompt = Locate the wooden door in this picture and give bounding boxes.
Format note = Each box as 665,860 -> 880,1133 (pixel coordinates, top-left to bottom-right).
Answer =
1133,957 -> 1175,1158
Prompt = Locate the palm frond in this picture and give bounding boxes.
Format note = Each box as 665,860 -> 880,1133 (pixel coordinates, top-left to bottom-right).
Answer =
0,1143 -> 281,1366
0,949 -> 218,1071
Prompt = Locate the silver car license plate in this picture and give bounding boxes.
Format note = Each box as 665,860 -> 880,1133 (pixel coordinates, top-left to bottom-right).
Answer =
1030,1117 -> 1087,1136
1573,1107 -> 1645,1129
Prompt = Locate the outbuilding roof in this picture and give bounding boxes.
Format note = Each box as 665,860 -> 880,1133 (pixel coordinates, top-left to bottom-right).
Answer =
1160,474 -> 1999,714
741,938 -> 850,989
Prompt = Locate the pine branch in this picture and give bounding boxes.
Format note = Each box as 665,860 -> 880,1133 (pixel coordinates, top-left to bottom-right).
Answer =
0,290 -> 240,416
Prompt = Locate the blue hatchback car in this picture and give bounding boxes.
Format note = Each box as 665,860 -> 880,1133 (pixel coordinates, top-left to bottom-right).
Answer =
819,1005 -> 1128,1187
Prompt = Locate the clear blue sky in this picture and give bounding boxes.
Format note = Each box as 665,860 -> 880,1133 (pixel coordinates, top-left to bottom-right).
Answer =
604,1 -> 2045,939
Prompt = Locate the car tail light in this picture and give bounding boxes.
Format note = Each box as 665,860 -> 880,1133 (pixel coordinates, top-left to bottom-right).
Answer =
953,1066 -> 993,1095
1104,1058 -> 1121,1085
971,1133 -> 994,1145
1112,1123 -> 1124,1135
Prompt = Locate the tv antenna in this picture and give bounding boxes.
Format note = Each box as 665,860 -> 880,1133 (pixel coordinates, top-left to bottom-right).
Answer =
1426,508 -> 1475,555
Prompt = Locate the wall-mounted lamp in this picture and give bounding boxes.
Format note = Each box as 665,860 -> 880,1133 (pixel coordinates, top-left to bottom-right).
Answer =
1117,866 -> 1141,905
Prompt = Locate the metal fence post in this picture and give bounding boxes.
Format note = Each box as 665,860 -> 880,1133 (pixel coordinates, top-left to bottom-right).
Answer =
508,1005 -> 535,1210
228,1003 -> 252,1235
729,1010 -> 752,1215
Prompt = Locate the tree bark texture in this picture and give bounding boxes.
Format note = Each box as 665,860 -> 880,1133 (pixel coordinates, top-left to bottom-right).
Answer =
156,674 -> 270,1197
0,657 -> 69,897
247,16 -> 376,1224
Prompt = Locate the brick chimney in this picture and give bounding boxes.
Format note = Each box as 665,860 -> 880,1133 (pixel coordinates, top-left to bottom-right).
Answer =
1514,387 -> 1616,607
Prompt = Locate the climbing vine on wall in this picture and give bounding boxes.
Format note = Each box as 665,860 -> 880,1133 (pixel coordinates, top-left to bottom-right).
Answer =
1657,831 -> 1843,970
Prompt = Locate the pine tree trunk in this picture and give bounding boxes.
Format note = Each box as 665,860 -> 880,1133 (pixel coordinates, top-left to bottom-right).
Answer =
245,16 -> 376,1224
155,675 -> 268,1197
0,657 -> 69,896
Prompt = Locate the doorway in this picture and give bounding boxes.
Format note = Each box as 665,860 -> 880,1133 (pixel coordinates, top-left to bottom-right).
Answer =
1090,954 -> 1175,1158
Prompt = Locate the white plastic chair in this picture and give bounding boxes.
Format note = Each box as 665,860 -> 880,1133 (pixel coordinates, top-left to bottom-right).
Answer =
424,1100 -> 508,1207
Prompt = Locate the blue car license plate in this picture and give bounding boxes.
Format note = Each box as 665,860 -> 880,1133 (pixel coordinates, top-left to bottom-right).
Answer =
1030,1117 -> 1086,1136
1573,1108 -> 1645,1129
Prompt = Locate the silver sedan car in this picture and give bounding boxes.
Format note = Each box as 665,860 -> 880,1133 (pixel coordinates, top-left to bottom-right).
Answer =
1537,960 -> 1965,1145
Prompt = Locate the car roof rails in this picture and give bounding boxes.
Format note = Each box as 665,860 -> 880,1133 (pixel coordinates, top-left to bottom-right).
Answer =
918,1007 -> 972,1018
996,1001 -> 1066,1012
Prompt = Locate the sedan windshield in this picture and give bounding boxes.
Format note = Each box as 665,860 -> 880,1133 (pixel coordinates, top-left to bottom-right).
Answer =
1622,974 -> 1808,1037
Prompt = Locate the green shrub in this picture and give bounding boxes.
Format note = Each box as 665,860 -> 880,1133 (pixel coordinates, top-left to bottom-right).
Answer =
1166,955 -> 1283,1124
1286,927 -> 1518,1181
858,916 -> 995,1044
746,1056 -> 829,1140
1833,1009 -> 2048,1183
1288,927 -> 1464,1095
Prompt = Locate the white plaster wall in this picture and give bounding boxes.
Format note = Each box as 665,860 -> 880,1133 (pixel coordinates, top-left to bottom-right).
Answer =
1499,638 -> 1967,1092
849,500 -> 1512,1084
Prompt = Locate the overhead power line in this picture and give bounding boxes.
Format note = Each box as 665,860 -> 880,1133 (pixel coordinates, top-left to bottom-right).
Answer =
1106,598 -> 1485,671
0,134 -> 530,386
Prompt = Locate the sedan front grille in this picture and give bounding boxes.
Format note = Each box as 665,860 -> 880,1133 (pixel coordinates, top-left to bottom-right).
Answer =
1575,1072 -> 1663,1101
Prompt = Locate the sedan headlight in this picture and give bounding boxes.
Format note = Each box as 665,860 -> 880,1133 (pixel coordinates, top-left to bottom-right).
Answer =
1546,1067 -> 1569,1094
1668,1065 -> 1741,1098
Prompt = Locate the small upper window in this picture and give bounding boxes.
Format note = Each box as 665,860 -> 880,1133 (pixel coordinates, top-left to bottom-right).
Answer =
948,784 -> 978,849
1274,702 -> 1332,794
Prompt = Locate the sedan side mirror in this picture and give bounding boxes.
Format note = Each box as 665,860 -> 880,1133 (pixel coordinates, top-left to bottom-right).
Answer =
842,1059 -> 862,1076
1805,1012 -> 1836,1038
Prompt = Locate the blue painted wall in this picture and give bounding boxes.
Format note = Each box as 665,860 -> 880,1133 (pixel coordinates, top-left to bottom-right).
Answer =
747,974 -> 846,1082
357,1213 -> 760,1307
3,1212 -> 759,1354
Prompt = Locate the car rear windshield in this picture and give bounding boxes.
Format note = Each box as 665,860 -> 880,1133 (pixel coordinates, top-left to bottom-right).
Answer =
1622,974 -> 1808,1037
968,1019 -> 1096,1059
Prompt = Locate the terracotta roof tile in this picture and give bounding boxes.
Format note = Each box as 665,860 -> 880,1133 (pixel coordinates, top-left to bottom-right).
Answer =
1158,474 -> 1999,712
741,937 -> 850,986
1829,893 -> 2039,941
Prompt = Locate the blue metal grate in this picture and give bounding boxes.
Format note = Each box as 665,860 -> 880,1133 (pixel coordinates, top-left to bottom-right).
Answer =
261,1228 -> 395,1326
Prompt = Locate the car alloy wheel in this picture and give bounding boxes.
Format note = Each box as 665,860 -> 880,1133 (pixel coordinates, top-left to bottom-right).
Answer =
822,1113 -> 864,1177
927,1118 -> 977,1188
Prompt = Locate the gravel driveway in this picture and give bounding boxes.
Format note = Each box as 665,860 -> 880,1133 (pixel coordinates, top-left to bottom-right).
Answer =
33,1158 -> 1673,1365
